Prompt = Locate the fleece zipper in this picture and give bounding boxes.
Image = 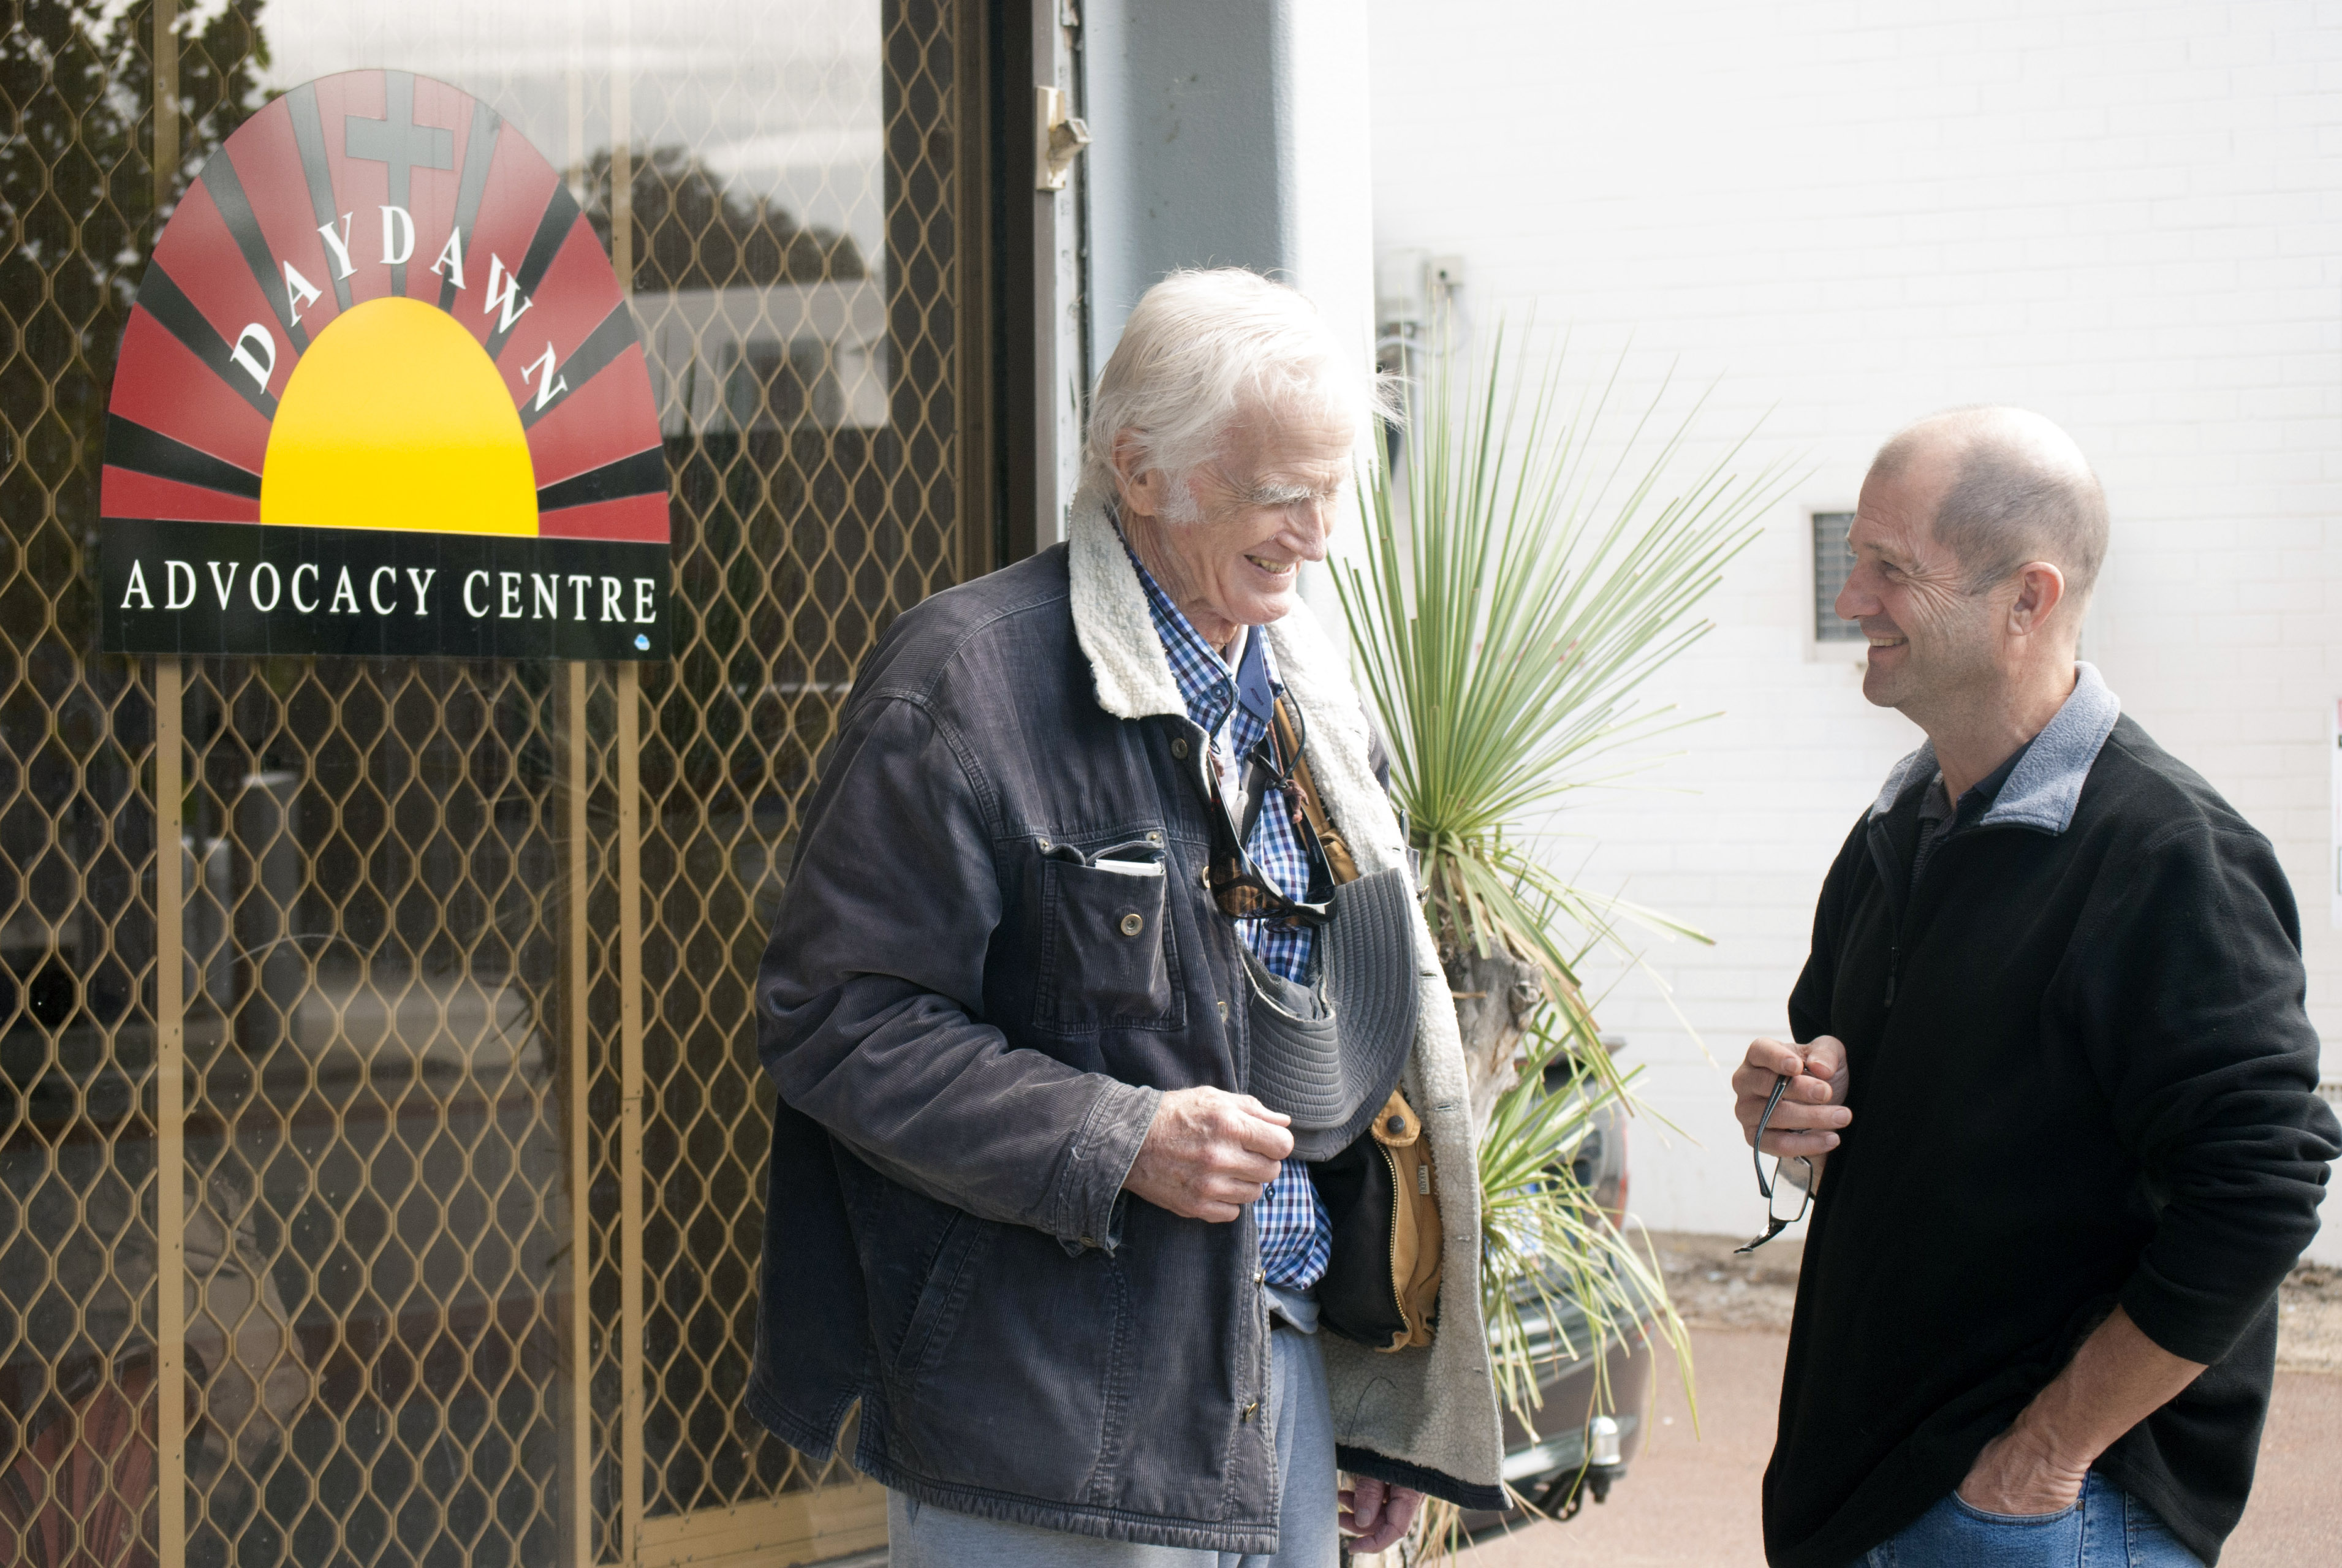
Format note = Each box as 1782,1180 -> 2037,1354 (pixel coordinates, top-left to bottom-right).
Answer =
1865,815 -> 2026,1010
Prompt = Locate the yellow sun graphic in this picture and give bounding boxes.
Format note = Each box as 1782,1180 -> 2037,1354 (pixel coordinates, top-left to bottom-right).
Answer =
260,296 -> 537,536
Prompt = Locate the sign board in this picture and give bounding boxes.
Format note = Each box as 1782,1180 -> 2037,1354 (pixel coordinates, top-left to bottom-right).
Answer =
100,70 -> 668,660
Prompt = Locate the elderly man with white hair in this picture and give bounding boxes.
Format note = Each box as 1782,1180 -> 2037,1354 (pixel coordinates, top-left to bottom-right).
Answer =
745,269 -> 1505,1566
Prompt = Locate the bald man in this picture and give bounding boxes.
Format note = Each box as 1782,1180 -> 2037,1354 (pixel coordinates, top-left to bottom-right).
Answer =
1732,409 -> 2337,1568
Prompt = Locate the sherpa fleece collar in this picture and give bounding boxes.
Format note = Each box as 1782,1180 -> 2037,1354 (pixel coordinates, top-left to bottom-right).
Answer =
1066,482 -> 1187,721
1062,482 -> 1399,879
1868,661 -> 2122,835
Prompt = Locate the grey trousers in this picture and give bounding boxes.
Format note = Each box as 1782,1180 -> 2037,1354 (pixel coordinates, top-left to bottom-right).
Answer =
886,1325 -> 1340,1568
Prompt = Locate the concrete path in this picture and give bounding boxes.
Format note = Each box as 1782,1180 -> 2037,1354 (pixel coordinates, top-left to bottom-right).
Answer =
2227,1358 -> 2342,1567
1458,1327 -> 2341,1567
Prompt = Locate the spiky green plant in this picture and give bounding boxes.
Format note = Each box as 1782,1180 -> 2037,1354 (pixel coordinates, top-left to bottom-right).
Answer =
1336,324 -> 1792,1080
1333,322 -> 1791,1551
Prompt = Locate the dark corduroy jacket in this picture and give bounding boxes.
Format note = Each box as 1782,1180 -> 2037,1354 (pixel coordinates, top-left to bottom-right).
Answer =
1766,688 -> 2338,1568
743,493 -> 1506,1553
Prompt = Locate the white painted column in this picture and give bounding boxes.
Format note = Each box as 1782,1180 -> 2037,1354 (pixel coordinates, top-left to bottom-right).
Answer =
1079,0 -> 1378,620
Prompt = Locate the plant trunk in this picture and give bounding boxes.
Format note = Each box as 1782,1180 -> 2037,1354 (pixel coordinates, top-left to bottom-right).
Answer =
1441,939 -> 1544,1142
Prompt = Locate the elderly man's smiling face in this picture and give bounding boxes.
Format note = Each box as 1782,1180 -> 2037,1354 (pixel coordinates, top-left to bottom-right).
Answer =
1115,403 -> 1355,655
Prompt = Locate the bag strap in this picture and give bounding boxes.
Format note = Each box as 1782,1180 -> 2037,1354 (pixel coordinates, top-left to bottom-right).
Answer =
1272,696 -> 1360,886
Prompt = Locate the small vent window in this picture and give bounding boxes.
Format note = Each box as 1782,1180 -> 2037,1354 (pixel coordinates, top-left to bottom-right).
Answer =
1812,512 -> 1860,642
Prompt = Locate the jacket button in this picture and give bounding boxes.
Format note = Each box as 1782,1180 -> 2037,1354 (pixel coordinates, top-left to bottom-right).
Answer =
1146,830 -> 1162,844
1119,912 -> 1144,937
1241,1399 -> 1260,1422
1387,1115 -> 1407,1134
1253,1268 -> 1266,1286
1171,737 -> 1189,759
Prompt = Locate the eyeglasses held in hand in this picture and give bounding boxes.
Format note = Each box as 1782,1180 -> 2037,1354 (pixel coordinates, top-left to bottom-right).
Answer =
1735,1072 -> 1816,1256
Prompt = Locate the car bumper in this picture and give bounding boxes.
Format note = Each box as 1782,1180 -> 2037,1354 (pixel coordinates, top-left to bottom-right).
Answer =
1460,1260 -> 1661,1533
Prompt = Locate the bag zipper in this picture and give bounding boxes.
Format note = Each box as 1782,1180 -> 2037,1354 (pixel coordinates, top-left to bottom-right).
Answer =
1380,1142 -> 1409,1347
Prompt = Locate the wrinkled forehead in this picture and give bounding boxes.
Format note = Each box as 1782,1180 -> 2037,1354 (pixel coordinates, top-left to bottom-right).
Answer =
1854,452 -> 1958,559
1209,396 -> 1358,495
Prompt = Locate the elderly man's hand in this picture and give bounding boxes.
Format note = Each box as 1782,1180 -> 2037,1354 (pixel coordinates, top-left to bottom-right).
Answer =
1340,1475 -> 1423,1553
1732,1036 -> 1851,1162
1124,1087 -> 1294,1222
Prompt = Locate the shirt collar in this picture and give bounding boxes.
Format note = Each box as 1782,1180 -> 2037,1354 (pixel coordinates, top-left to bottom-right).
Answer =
1871,661 -> 2121,835
1917,734 -> 2033,828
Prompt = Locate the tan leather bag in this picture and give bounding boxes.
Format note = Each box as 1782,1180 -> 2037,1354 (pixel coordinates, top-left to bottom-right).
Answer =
1368,1089 -> 1443,1350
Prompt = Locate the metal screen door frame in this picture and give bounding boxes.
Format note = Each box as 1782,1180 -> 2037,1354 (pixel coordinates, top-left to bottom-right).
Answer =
115,2 -> 1001,1564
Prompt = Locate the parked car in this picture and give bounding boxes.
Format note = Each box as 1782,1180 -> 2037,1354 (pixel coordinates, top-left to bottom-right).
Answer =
1460,1059 -> 1663,1538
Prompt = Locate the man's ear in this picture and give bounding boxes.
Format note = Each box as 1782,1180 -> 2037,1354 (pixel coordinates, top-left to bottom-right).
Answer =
1111,431 -> 1167,520
2007,561 -> 2067,637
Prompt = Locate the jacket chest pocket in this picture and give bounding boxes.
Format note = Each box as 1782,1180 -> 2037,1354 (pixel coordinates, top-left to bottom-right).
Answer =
1031,841 -> 1184,1032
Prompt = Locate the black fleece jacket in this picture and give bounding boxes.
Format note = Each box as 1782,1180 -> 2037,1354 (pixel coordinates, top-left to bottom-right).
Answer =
1765,714 -> 2339,1568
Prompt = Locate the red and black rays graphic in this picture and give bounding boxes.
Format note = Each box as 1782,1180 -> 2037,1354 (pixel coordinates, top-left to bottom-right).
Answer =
103,69 -> 666,541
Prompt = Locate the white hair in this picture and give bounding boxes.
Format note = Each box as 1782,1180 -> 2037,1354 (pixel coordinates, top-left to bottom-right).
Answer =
1082,268 -> 1391,519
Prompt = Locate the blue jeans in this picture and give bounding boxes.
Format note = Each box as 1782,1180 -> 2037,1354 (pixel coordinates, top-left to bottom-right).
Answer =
1857,1472 -> 2202,1567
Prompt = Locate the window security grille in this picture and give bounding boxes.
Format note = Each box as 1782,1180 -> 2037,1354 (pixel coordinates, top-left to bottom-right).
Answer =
1812,512 -> 1862,642
0,4 -> 972,1561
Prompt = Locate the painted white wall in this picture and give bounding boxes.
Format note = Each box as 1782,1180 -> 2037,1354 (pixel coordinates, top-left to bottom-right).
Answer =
1369,0 -> 2342,1262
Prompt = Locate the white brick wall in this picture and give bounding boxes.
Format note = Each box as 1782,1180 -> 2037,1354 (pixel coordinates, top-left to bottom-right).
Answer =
1368,0 -> 2342,1260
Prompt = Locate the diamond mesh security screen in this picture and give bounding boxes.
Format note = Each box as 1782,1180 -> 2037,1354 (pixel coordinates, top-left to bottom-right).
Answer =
1,9 -> 191,1562
0,2 -> 973,1562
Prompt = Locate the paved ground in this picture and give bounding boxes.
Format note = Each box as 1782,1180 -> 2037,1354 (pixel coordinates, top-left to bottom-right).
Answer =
1635,1232 -> 2342,1371
1456,1238 -> 2342,1567
2277,1261 -> 2342,1373
1457,1327 -> 1783,1567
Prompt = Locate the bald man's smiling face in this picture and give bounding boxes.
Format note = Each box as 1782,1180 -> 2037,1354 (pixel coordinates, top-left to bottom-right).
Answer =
1836,452 -> 2002,716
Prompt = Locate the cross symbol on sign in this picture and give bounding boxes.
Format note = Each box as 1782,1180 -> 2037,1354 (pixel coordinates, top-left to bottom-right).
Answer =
345,72 -> 454,213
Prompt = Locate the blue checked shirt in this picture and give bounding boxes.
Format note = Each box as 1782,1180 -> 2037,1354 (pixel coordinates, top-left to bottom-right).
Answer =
1128,547 -> 1332,1292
